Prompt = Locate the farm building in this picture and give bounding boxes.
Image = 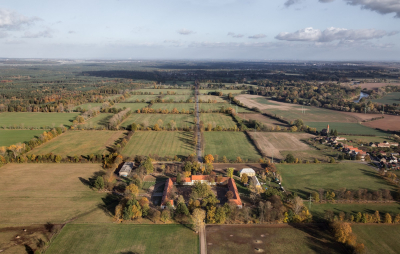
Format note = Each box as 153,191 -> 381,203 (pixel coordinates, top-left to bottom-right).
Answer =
227,178 -> 242,208
251,176 -> 262,189
239,168 -> 255,177
179,175 -> 229,185
161,178 -> 174,209
119,162 -> 134,177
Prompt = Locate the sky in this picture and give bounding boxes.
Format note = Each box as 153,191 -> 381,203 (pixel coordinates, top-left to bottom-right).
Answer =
0,0 -> 399,60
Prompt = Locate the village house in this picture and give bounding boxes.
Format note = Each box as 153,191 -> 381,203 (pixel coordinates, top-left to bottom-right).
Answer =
227,178 -> 242,208
118,162 -> 134,177
239,168 -> 256,177
161,178 -> 174,209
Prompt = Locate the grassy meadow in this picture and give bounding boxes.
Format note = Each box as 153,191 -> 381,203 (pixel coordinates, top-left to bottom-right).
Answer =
203,132 -> 261,161
28,131 -> 124,156
199,95 -> 227,102
0,163 -> 107,225
112,103 -> 149,111
74,103 -> 104,110
352,224 -> 400,254
277,163 -> 394,199
163,94 -> 193,101
0,130 -> 44,146
199,103 -> 252,113
151,103 -> 195,111
121,114 -> 195,129
201,113 -> 236,128
371,92 -> 400,105
86,113 -> 114,127
125,94 -> 159,102
0,112 -> 79,128
46,224 -> 199,254
136,89 -> 193,94
199,89 -> 244,95
122,131 -> 195,157
306,122 -> 388,136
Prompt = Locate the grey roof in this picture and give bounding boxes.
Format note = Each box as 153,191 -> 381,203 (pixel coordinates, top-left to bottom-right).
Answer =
120,162 -> 134,174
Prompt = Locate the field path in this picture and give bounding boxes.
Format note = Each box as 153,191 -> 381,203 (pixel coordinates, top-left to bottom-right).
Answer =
200,224 -> 207,254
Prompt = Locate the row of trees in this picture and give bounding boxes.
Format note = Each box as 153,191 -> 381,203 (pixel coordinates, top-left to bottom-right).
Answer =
312,188 -> 394,202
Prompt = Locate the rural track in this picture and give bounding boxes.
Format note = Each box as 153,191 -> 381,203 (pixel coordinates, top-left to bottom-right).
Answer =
195,81 -> 202,163
200,224 -> 207,254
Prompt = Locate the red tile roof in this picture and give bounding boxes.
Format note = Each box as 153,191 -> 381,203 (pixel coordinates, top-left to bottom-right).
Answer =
161,178 -> 174,206
227,178 -> 242,206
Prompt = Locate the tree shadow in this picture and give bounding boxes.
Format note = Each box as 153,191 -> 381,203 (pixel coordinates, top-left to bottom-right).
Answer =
79,170 -> 106,188
97,193 -> 122,217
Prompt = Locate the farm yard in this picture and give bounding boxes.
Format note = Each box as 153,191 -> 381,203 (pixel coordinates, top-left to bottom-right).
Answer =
86,113 -> 114,128
237,113 -> 289,128
0,112 -> 80,129
151,103 -> 195,112
27,130 -> 124,156
46,224 -> 199,254
121,113 -> 195,129
0,163 -> 107,225
200,113 -> 236,129
0,130 -> 44,146
277,163 -> 394,199
248,132 -> 315,160
352,225 -> 400,254
306,122 -> 388,136
206,224 -> 345,254
122,131 -> 195,158
112,103 -> 149,111
203,132 -> 261,161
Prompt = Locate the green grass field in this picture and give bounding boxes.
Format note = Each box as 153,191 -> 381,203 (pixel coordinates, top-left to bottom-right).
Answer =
352,224 -> 400,254
112,103 -> 149,111
136,89 -> 193,94
74,103 -> 104,110
341,135 -> 392,144
200,113 -> 236,128
199,103 -> 252,113
151,103 -> 195,111
0,112 -> 80,128
163,94 -> 193,101
199,95 -> 227,102
371,92 -> 400,105
277,163 -> 394,199
121,114 -> 195,129
122,131 -> 195,157
125,95 -> 159,102
0,130 -> 44,146
204,132 -> 261,161
306,122 -> 388,136
46,224 -> 199,254
199,89 -> 244,95
86,113 -> 114,127
0,163 -> 107,225
28,131 -> 124,156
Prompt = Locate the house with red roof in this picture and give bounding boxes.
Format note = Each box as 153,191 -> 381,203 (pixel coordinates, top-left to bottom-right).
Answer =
227,178 -> 242,208
161,178 -> 174,209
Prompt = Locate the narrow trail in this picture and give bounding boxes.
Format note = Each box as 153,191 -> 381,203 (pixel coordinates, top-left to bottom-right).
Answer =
200,224 -> 207,254
195,80 -> 202,163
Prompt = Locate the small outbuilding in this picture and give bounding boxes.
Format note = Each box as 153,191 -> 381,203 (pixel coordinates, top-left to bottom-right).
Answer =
239,168 -> 256,177
119,162 -> 134,177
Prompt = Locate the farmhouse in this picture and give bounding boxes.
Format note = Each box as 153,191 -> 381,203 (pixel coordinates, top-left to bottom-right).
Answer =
161,178 -> 174,209
239,168 -> 255,177
227,178 -> 242,208
119,162 -> 134,177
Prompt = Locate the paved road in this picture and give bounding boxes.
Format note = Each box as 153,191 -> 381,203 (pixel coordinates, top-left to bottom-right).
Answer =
199,224 -> 207,254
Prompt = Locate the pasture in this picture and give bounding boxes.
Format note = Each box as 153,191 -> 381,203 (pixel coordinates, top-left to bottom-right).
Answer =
112,103 -> 149,111
0,130 -> 44,146
199,103 -> 252,113
371,92 -> 400,105
0,163 -> 107,224
74,103 -> 103,110
122,131 -> 195,158
0,112 -> 79,128
277,163 -> 394,199
121,114 -> 195,129
199,95 -> 227,102
306,122 -> 388,136
136,88 -> 193,94
46,224 -> 199,254
199,89 -> 244,95
151,103 -> 195,111
203,132 -> 261,161
341,135 -> 392,144
28,131 -> 124,156
86,113 -> 114,127
163,94 -> 193,102
207,224 -> 345,254
352,224 -> 400,254
248,132 -> 315,160
237,113 -> 289,128
201,113 -> 236,129
125,94 -> 159,102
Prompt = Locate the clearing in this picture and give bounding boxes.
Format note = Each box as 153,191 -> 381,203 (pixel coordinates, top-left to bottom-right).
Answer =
46,224 -> 198,254
200,113 -> 236,129
28,130 -> 124,156
122,131 -> 195,158
0,112 -> 80,129
352,224 -> 400,254
0,130 -> 44,146
206,224 -> 345,254
0,163 -> 107,225
277,163 -> 394,199
248,132 -> 315,160
121,114 -> 195,129
203,132 -> 261,162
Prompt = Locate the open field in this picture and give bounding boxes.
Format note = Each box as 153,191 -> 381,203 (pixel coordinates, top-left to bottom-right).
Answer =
86,113 -> 114,127
204,132 -> 261,161
279,145 -> 339,163
151,103 -> 195,111
46,224 -> 198,254
122,131 -> 195,158
199,103 -> 252,113
28,131 -> 124,156
163,94 -> 193,101
0,130 -> 44,146
361,115 -> 400,132
237,113 -> 289,128
207,224 -> 345,254
200,113 -> 236,128
112,103 -> 149,111
0,163 -> 106,225
199,95 -> 227,102
341,135 -> 393,144
199,89 -> 244,95
347,82 -> 400,90
125,94 -> 159,102
248,132 -> 315,160
277,163 -> 394,199
0,112 -> 80,128
74,103 -> 103,110
121,114 -> 195,128
371,92 -> 400,105
352,224 -> 400,254
136,89 -> 193,94
306,122 -> 388,136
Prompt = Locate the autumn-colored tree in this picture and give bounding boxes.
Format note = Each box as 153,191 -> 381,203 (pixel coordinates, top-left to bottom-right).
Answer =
394,214 -> 400,224
332,222 -> 352,243
374,210 -> 381,223
204,154 -> 214,164
291,196 -> 304,215
312,192 -> 320,202
207,206 -> 216,224
241,173 -> 248,185
222,156 -> 228,163
153,124 -> 161,131
126,184 -> 139,197
215,207 -> 226,224
161,209 -> 171,223
235,156 -> 243,163
192,208 -> 206,232
385,213 -> 392,224
226,168 -> 234,178
353,243 -> 365,254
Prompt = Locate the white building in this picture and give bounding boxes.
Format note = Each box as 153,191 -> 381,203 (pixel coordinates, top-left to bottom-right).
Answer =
119,162 -> 134,177
239,168 -> 256,177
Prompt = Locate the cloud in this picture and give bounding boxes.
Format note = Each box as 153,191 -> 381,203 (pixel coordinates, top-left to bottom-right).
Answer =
227,32 -> 244,38
22,28 -> 53,38
177,29 -> 194,35
0,9 -> 41,30
344,0 -> 400,18
319,0 -> 335,2
0,31 -> 8,38
68,30 -> 76,34
275,27 -> 395,42
284,0 -> 302,7
248,34 -> 266,39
